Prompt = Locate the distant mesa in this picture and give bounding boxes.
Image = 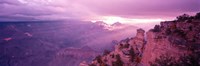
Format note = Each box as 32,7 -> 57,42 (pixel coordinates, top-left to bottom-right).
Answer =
111,22 -> 123,26
94,21 -> 108,25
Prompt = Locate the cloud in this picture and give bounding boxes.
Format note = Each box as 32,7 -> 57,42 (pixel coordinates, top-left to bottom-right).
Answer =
0,0 -> 199,21
0,15 -> 36,21
78,0 -> 200,18
0,0 -> 21,5
0,0 -> 94,21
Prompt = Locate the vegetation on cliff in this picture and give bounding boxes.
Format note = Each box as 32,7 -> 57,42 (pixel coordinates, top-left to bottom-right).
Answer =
149,12 -> 200,66
81,12 -> 200,66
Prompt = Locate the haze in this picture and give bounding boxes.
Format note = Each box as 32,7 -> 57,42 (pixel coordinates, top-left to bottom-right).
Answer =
0,0 -> 199,24
0,0 -> 200,66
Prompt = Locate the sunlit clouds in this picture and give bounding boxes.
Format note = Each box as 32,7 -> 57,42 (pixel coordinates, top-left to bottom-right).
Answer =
0,0 -> 199,23
89,16 -> 165,24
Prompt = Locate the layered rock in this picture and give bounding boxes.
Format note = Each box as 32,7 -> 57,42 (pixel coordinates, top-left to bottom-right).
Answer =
49,47 -> 99,66
80,28 -> 146,66
81,13 -> 200,66
142,30 -> 185,66
142,20 -> 200,66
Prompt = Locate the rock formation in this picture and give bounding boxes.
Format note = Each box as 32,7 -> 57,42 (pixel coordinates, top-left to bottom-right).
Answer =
142,20 -> 200,66
80,12 -> 200,66
80,28 -> 146,66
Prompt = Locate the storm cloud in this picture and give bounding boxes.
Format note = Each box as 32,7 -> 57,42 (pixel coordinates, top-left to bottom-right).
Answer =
0,0 -> 199,21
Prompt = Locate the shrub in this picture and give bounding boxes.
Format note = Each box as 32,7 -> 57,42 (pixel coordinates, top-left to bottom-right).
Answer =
195,12 -> 200,20
89,64 -> 96,66
129,47 -> 136,62
112,54 -> 123,66
149,54 -> 178,66
103,50 -> 111,56
165,28 -> 171,35
152,25 -> 161,32
179,54 -> 199,66
176,14 -> 190,22
95,55 -> 103,64
173,29 -> 185,37
150,46 -> 200,66
150,53 -> 200,66
123,44 -> 130,48
111,54 -> 115,58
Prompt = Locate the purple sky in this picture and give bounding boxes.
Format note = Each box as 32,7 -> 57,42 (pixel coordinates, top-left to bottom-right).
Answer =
0,0 -> 199,23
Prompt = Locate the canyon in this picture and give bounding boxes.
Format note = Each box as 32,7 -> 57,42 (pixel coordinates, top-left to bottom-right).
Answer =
81,13 -> 200,66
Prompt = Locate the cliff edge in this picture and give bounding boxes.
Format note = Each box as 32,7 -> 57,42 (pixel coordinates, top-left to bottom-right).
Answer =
80,12 -> 200,66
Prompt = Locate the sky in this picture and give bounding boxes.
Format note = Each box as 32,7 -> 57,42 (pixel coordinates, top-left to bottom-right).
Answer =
0,0 -> 199,24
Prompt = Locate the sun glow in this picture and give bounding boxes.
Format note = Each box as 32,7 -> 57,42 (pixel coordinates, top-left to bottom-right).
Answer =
91,16 -> 165,24
102,16 -> 124,24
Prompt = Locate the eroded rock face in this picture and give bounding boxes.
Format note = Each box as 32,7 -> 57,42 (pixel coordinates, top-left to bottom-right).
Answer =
81,28 -> 146,66
130,29 -> 146,52
142,21 -> 200,66
135,29 -> 145,40
142,31 -> 185,66
81,18 -> 200,66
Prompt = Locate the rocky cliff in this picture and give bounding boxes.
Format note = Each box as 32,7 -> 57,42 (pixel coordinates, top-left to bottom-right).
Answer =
80,28 -> 146,66
80,13 -> 200,66
143,19 -> 200,66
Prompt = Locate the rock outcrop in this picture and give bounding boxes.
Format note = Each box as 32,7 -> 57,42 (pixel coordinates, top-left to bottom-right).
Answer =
142,20 -> 200,66
80,28 -> 146,66
81,12 -> 200,66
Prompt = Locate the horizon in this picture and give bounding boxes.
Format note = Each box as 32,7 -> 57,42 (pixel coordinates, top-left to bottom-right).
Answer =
0,0 -> 200,66
0,0 -> 199,24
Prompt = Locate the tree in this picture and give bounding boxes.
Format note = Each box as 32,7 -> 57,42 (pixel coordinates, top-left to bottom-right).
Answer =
176,14 -> 190,22
179,54 -> 199,66
89,64 -> 96,66
149,54 -> 178,66
150,53 -> 200,66
165,28 -> 171,35
103,50 -> 111,56
112,54 -> 123,66
152,25 -> 161,32
195,12 -> 200,20
150,45 -> 200,66
123,44 -> 130,48
129,47 -> 135,62
95,55 -> 103,64
94,55 -> 108,66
